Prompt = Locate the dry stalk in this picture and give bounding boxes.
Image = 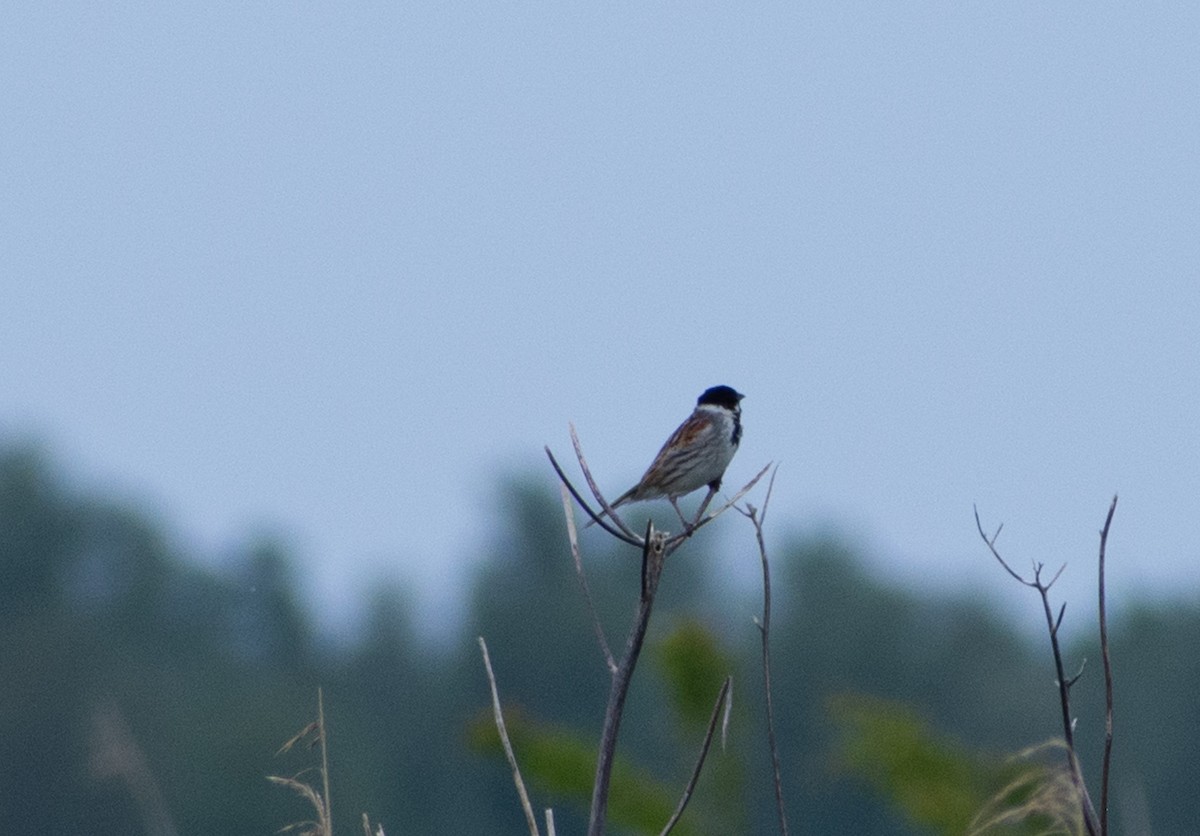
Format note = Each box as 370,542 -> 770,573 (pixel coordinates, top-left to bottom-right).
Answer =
478,636 -> 541,836
269,689 -> 333,836
1097,494 -> 1118,835
660,676 -> 733,835
738,465 -> 789,835
974,501 -> 1104,834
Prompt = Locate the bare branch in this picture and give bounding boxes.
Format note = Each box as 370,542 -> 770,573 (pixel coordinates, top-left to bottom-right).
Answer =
1098,494 -> 1118,836
705,462 -> 773,523
690,485 -> 717,524
478,637 -> 540,836
318,689 -> 332,836
721,682 -> 733,750
589,522 -> 667,836
973,505 -> 1030,586
660,676 -> 733,836
664,462 -> 773,550
738,465 -> 789,835
1046,563 -> 1068,589
1053,602 -> 1068,636
1064,657 -> 1087,689
976,507 -> 1100,836
545,446 -> 641,545
558,483 -> 617,673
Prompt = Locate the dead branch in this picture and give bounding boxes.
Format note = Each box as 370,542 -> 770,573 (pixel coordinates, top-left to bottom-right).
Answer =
559,482 -> 616,672
660,676 -> 733,835
478,637 -> 541,836
974,507 -> 1101,836
588,521 -> 666,836
545,446 -> 641,545
668,462 -> 773,549
739,465 -> 789,835
1098,494 -> 1118,835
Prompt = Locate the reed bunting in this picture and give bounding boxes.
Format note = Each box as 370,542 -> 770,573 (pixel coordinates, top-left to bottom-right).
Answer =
591,385 -> 744,526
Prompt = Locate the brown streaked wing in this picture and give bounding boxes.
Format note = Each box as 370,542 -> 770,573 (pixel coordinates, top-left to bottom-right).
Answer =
656,412 -> 713,457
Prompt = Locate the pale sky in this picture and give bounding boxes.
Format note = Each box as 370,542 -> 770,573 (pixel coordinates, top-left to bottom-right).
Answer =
4,3 -> 1199,636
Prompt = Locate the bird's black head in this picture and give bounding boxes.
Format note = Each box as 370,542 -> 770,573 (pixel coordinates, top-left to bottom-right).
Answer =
697,385 -> 744,409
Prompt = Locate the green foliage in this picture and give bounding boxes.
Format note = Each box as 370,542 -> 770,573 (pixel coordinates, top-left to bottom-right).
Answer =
830,694 -> 1083,836
831,693 -> 987,830
656,619 -> 732,730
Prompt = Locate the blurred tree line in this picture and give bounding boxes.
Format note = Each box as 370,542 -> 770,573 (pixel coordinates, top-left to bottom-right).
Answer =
0,442 -> 1194,834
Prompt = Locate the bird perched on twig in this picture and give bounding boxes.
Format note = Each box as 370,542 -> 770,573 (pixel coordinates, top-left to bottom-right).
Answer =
589,385 -> 744,528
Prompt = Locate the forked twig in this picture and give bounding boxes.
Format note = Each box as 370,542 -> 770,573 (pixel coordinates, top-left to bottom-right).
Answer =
974,507 -> 1100,836
479,637 -> 541,836
660,676 -> 733,835
739,466 -> 789,835
664,462 -> 772,549
545,446 -> 641,545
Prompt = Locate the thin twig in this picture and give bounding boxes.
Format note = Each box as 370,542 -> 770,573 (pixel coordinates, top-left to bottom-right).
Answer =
545,446 -> 641,545
974,506 -> 1027,586
545,808 -> 556,836
318,688 -> 331,836
588,522 -> 666,836
1098,494 -> 1118,836
570,423 -> 639,539
479,637 -> 540,836
739,466 -> 789,835
975,509 -> 1100,836
559,482 -> 617,672
663,462 -> 773,551
1033,564 -> 1098,835
690,485 -> 717,526
660,676 -> 733,835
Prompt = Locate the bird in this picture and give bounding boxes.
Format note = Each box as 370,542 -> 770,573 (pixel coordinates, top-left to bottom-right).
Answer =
589,385 -> 745,528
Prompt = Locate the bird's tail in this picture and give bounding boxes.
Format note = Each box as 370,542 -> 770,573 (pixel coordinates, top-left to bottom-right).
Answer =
583,489 -> 635,529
